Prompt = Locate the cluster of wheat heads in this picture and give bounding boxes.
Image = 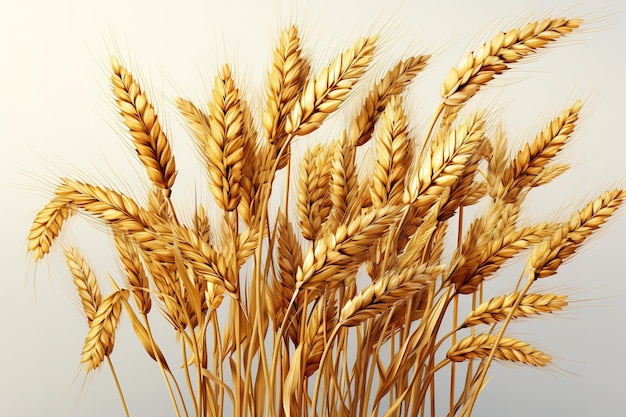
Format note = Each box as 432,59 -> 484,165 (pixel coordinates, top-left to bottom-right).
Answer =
26,16 -> 625,417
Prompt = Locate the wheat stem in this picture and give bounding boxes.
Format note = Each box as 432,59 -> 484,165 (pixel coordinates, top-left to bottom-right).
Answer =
106,356 -> 130,417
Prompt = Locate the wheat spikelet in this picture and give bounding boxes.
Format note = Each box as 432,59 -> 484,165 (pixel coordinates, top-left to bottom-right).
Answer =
296,206 -> 400,291
147,188 -> 170,220
286,36 -> 378,136
27,196 -> 73,261
110,56 -> 177,196
531,189 -> 626,278
81,289 -> 128,371
441,18 -> 581,123
263,25 -> 309,148
206,64 -> 245,212
462,292 -> 568,327
205,282 -> 225,311
370,96 -> 411,208
447,334 -> 551,366
297,143 -> 333,240
500,101 -> 582,201
65,247 -> 102,325
351,55 -> 429,146
113,229 -> 152,314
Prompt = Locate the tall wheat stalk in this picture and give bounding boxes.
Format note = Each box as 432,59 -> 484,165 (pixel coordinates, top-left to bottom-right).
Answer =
27,16 -> 624,417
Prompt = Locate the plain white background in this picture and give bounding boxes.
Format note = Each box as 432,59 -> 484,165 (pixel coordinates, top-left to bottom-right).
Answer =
1,0 -> 625,416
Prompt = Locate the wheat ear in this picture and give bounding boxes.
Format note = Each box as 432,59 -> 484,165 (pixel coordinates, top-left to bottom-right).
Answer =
531,189 -> 626,278
441,18 -> 581,123
206,64 -> 245,212
110,56 -> 177,196
113,229 -> 152,314
297,143 -> 333,241
370,95 -> 411,208
447,334 -> 551,366
81,289 -> 128,371
351,55 -> 429,146
263,25 -> 309,149
65,247 -> 102,325
462,292 -> 567,327
27,196 -> 73,261
296,206 -> 400,291
499,100 -> 582,201
286,36 -> 378,136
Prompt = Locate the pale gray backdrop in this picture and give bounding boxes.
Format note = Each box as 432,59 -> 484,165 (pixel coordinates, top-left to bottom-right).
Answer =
1,0 -> 625,416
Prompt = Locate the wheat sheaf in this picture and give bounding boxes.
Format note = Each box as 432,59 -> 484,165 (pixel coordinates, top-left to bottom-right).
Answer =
27,16 -> 624,417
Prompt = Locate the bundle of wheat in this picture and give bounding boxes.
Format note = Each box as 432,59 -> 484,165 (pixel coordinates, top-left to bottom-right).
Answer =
27,16 -> 624,417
